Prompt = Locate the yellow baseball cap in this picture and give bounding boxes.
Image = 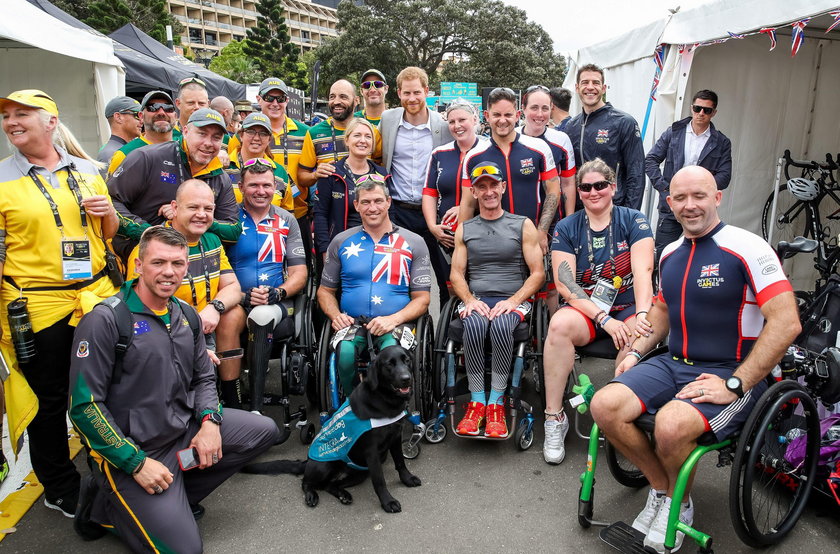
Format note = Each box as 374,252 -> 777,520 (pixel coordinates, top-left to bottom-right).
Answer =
0,89 -> 59,116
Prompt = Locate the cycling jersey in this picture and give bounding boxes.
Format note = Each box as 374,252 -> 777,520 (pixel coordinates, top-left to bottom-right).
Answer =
423,138 -> 482,219
551,206 -> 653,309
658,222 -> 792,363
227,205 -> 307,291
353,109 -> 381,127
532,127 -> 576,178
321,225 -> 431,318
107,135 -> 152,176
461,132 -> 558,225
298,118 -> 383,174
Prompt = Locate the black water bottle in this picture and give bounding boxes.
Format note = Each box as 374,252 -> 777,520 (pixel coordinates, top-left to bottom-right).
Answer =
7,297 -> 36,362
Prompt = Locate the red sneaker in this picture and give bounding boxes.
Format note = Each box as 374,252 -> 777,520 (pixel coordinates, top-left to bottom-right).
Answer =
456,401 -> 485,436
484,403 -> 508,438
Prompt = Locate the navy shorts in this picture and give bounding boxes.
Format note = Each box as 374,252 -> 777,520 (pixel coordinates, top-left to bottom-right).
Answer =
613,354 -> 768,441
562,303 -> 636,343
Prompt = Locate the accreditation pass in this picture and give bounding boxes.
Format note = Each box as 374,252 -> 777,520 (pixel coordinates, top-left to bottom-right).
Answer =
62,238 -> 93,280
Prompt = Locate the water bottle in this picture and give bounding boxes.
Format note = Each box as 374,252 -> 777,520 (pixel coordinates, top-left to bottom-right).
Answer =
824,425 -> 840,444
779,428 -> 805,444
7,297 -> 36,362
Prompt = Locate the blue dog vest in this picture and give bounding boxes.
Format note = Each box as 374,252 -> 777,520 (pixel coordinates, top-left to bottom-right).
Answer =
309,399 -> 407,470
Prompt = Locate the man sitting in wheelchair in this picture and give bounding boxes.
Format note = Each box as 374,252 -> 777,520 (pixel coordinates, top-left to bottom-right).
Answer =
225,158 -> 308,413
590,167 -> 801,553
317,177 -> 431,394
449,161 -> 545,438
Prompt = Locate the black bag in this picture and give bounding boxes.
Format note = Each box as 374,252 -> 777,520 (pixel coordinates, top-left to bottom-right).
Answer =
797,274 -> 840,352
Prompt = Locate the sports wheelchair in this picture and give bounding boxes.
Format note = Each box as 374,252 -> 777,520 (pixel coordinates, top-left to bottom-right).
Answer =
577,342 -> 840,552
315,313 -> 435,458
423,296 -> 549,449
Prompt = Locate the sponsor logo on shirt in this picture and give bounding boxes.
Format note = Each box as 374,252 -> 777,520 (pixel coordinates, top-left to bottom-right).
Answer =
76,340 -> 90,358
592,236 -> 606,249
697,264 -> 724,288
595,129 -> 610,144
520,157 -> 535,176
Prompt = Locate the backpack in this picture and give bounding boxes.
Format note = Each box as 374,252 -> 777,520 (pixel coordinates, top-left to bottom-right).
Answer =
796,274 -> 840,353
99,296 -> 201,384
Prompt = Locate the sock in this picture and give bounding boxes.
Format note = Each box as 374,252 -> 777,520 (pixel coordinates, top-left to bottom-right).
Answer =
220,379 -> 242,409
653,488 -> 666,498
488,389 -> 504,406
470,391 -> 486,405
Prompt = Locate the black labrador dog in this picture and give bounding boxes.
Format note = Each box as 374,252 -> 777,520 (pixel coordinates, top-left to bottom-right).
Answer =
242,345 -> 421,512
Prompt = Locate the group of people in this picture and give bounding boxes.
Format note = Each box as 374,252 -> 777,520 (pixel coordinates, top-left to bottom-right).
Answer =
0,59 -> 800,554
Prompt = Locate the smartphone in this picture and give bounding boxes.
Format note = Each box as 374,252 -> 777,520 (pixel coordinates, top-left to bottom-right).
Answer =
177,447 -> 200,471
215,348 -> 244,360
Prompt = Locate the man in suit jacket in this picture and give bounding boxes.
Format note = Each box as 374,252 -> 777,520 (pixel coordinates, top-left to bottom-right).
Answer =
645,89 -> 732,261
379,66 -> 454,303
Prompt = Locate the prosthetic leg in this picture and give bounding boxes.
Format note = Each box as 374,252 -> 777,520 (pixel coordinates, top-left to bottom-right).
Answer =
247,309 -> 277,414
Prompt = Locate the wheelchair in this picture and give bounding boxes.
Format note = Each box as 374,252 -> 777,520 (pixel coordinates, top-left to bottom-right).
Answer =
423,295 -> 548,449
241,291 -> 318,445
576,343 -> 840,552
314,313 -> 435,458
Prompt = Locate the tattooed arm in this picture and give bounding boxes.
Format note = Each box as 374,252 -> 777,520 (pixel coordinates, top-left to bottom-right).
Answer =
552,251 -> 602,319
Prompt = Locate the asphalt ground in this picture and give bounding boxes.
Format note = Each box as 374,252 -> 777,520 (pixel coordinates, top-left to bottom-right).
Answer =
4,353 -> 839,553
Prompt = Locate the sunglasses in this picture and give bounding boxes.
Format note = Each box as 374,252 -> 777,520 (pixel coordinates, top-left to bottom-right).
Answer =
356,173 -> 386,185
577,180 -> 611,192
243,128 -> 271,138
471,164 -> 503,178
691,105 -> 714,115
242,157 -> 276,169
361,80 -> 386,90
262,94 -> 287,104
119,110 -> 141,120
145,103 -> 176,113
526,85 -> 549,93
179,76 -> 206,88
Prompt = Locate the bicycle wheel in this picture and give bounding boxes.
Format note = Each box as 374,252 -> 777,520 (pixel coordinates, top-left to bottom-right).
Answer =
729,380 -> 820,547
815,187 -> 840,247
761,184 -> 812,243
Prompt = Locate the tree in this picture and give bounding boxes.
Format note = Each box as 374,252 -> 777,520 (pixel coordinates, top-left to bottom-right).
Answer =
244,0 -> 308,89
55,0 -> 182,45
313,0 -> 566,103
209,41 -> 262,83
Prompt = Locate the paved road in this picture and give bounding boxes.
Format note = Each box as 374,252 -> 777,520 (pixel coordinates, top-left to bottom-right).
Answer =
4,355 -> 839,553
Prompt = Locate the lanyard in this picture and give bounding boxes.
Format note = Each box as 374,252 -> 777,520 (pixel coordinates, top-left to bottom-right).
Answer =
281,119 -> 289,167
176,141 -> 189,183
28,167 -> 88,234
329,120 -> 339,163
584,207 -> 615,277
186,239 -> 211,307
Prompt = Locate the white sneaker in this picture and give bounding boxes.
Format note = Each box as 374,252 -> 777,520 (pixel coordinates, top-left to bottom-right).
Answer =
644,496 -> 694,553
632,488 -> 665,534
542,414 -> 570,464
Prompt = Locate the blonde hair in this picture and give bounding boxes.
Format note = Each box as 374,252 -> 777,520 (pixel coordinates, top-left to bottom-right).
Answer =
38,110 -> 104,170
344,118 -> 376,157
396,66 -> 429,89
576,158 -> 615,186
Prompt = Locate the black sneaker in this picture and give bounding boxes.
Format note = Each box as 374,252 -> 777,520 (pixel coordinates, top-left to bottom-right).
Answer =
44,494 -> 77,518
191,503 -> 205,520
74,474 -> 106,541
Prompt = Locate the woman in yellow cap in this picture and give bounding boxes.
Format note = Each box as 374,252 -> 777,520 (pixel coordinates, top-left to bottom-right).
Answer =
0,89 -> 119,516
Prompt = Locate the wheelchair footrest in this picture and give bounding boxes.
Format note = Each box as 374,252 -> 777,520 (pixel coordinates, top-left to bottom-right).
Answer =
599,521 -> 657,553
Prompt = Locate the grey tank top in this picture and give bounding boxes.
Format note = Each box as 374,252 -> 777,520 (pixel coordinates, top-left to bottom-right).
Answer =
463,212 -> 529,297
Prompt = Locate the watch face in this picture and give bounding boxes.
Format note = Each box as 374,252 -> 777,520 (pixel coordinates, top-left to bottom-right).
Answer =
726,377 -> 739,389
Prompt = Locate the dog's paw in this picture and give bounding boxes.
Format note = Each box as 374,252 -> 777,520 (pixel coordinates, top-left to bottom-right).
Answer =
338,490 -> 353,505
381,498 -> 402,513
305,491 -> 320,507
401,474 -> 421,487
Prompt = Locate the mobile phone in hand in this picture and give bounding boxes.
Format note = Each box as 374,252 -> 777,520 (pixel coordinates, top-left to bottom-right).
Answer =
177,447 -> 200,471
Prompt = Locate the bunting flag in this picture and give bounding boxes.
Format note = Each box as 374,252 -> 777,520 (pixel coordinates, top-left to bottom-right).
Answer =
727,31 -> 745,39
827,11 -> 840,33
760,27 -> 777,50
791,18 -> 810,57
649,44 -> 666,100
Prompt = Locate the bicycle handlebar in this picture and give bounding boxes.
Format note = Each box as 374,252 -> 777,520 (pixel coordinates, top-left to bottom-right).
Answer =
783,149 -> 838,172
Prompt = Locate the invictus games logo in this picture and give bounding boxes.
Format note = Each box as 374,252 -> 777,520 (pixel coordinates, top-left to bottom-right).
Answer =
697,264 -> 724,288
595,129 -> 610,144
520,157 -> 535,176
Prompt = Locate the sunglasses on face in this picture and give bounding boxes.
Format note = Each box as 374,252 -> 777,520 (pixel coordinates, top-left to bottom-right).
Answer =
179,76 -> 206,88
692,105 -> 714,115
577,180 -> 611,192
471,164 -> 503,178
262,94 -> 287,104
119,111 -> 141,120
243,128 -> 271,138
356,173 -> 386,185
361,80 -> 386,90
242,157 -> 276,169
145,103 -> 176,113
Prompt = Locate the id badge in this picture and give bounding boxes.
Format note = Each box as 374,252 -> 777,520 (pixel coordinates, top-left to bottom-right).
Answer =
590,279 -> 618,313
61,238 -> 93,280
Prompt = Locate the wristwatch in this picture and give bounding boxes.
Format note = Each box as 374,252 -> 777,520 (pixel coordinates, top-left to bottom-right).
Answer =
725,376 -> 745,398
276,287 -> 288,301
210,299 -> 226,314
202,412 -> 223,425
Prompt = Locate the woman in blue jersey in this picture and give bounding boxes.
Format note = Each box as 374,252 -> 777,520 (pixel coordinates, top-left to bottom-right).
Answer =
540,159 -> 655,465
227,113 -> 294,210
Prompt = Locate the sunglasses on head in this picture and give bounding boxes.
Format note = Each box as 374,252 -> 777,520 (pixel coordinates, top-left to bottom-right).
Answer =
242,157 -> 276,169
145,103 -> 176,113
243,127 -> 271,138
361,80 -> 386,90
179,77 -> 206,88
692,105 -> 714,115
262,94 -> 287,104
471,164 -> 502,178
577,180 -> 611,192
526,85 -> 549,93
356,173 -> 386,185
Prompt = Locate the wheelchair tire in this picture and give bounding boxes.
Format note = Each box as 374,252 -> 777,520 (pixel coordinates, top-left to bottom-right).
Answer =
514,424 -> 534,451
401,439 -> 420,460
300,422 -> 316,445
412,314 -> 435,421
532,299 -> 549,411
604,438 -> 648,488
433,298 -> 459,403
729,379 -> 820,547
316,321 -> 340,415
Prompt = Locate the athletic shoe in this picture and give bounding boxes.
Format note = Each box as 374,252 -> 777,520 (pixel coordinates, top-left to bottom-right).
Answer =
631,487 -> 665,534
644,496 -> 694,553
74,474 -> 106,541
0,458 -> 9,483
484,403 -> 508,438
191,502 -> 206,520
542,414 -> 570,464
45,493 -> 78,518
456,401 -> 485,435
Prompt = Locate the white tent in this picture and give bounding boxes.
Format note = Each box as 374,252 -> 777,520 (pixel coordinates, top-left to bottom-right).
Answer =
563,1 -> 840,229
0,0 -> 124,158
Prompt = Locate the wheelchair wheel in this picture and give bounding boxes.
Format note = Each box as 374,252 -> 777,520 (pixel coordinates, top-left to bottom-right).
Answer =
433,298 -> 458,403
300,297 -> 319,408
299,422 -> 316,445
515,423 -> 534,451
412,314 -> 435,421
316,321 -> 341,415
402,440 -> 420,460
729,380 -> 820,547
424,419 -> 447,443
532,299 -> 548,410
605,438 -> 648,488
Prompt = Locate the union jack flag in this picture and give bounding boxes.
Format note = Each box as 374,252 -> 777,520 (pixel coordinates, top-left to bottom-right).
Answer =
257,214 -> 289,263
700,264 -> 719,277
791,18 -> 810,57
827,11 -> 840,33
727,31 -> 745,39
760,28 -> 777,51
617,240 -> 629,251
372,234 -> 412,286
650,44 -> 666,100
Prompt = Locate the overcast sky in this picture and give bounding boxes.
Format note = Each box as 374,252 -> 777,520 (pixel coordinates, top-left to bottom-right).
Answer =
504,0 -> 703,54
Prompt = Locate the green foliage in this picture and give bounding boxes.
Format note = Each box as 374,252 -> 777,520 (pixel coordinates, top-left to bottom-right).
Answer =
209,41 -> 262,83
57,0 -> 182,45
314,0 -> 566,103
243,0 -> 308,89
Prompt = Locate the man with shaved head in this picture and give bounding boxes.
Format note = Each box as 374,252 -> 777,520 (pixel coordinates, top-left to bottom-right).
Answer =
590,166 -> 801,553
210,96 -> 236,143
